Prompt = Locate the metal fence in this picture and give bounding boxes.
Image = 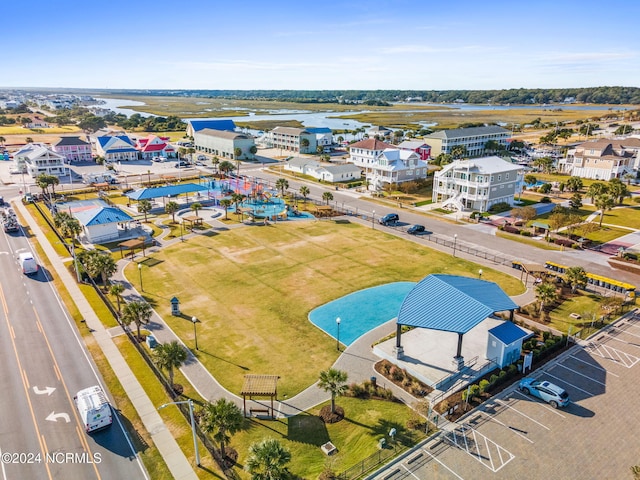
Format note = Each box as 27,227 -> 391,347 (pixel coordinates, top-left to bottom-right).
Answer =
338,445 -> 401,480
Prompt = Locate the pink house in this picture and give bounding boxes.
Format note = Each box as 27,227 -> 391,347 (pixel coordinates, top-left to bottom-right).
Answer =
137,135 -> 176,159
53,136 -> 93,162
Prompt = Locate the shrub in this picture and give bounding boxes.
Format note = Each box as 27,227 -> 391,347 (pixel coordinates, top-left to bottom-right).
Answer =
380,361 -> 391,375
542,331 -> 551,341
508,364 -> 518,375
469,384 -> 480,399
479,379 -> 490,393
348,382 -> 366,398
389,366 -> 403,381
504,225 -> 520,234
540,196 -> 552,203
488,202 -> 512,213
489,374 -> 499,386
520,230 -> 532,236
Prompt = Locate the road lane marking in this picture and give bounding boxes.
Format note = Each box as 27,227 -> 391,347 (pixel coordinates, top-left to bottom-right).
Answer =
553,363 -> 607,386
478,410 -> 534,443
494,399 -> 550,430
569,354 -> 619,377
45,412 -> 71,423
32,306 -> 101,480
421,448 -> 465,479
543,371 -> 594,396
33,386 -> 56,396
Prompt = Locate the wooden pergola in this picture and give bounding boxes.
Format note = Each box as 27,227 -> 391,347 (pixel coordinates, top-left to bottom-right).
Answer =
182,215 -> 203,230
240,374 -> 279,419
518,262 -> 548,285
315,205 -> 333,218
118,237 -> 148,259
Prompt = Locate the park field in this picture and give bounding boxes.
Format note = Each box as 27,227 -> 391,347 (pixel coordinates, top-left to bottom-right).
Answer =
129,219 -> 524,397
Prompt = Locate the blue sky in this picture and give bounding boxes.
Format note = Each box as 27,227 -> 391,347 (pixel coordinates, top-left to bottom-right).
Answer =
3,0 -> 639,90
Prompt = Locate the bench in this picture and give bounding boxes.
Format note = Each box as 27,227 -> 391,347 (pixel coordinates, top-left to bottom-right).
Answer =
249,408 -> 270,417
569,313 -> 581,319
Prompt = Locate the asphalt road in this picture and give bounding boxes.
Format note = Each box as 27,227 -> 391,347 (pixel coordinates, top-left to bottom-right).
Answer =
0,218 -> 148,480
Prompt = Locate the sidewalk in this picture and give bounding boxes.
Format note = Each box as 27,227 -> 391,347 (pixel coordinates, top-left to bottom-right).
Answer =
13,197 -> 198,480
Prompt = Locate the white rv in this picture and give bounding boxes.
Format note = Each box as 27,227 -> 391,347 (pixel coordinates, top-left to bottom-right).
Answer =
74,385 -> 113,433
18,252 -> 38,275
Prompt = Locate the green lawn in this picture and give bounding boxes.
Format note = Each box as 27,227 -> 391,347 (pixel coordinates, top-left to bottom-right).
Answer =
127,220 -> 524,397
546,290 -> 605,334
232,397 -> 425,479
598,205 -> 640,229
495,230 -> 562,250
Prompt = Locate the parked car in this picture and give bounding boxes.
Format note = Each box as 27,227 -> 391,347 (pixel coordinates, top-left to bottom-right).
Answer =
519,378 -> 570,408
407,224 -> 425,235
174,161 -> 189,168
197,154 -> 207,161
378,213 -> 399,225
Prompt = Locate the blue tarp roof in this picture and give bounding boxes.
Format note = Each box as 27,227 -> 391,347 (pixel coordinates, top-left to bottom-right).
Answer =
489,321 -> 531,345
126,183 -> 208,200
75,206 -> 132,226
397,274 -> 518,334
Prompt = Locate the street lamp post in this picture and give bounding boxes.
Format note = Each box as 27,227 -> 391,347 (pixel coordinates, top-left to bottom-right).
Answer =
138,263 -> 143,292
336,317 -> 341,351
478,269 -> 483,279
158,400 -> 200,467
372,210 -> 375,229
453,234 -> 458,257
192,316 -> 199,351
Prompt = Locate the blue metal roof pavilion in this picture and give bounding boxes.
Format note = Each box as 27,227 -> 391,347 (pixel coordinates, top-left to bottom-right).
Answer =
126,183 -> 208,200
397,274 -> 518,334
393,274 -> 519,370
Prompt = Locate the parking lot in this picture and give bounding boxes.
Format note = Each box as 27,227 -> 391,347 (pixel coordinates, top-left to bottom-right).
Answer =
369,310 -> 640,479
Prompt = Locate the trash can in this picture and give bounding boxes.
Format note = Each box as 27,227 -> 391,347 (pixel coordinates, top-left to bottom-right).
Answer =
370,376 -> 377,388
146,335 -> 157,349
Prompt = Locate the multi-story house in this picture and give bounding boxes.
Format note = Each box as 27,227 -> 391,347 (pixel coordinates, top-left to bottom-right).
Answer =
13,143 -> 67,178
53,136 -> 93,162
185,119 -> 237,138
267,127 -> 317,154
367,125 -> 393,140
368,149 -> 429,191
423,126 -> 510,157
559,138 -> 640,180
194,129 -> 256,160
348,138 -> 393,175
306,127 -> 334,152
96,135 -> 138,162
432,156 -> 524,212
398,140 -> 431,160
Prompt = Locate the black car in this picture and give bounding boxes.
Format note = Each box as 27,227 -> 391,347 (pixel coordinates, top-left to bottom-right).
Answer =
378,213 -> 399,225
407,224 -> 425,235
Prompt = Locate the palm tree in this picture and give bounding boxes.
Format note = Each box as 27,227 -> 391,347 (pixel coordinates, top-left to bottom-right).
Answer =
564,266 -> 588,293
535,282 -> 558,315
594,194 -> 615,226
0,136 -> 5,146
121,300 -> 153,340
231,193 -> 246,218
607,178 -> 629,204
318,368 -> 348,414
245,438 -> 291,480
300,137 -> 310,152
218,160 -> 235,177
190,202 -> 202,217
586,182 -> 607,203
92,253 -> 117,289
199,398 -> 244,460
299,186 -> 310,203
275,178 -> 289,197
138,199 -> 152,223
220,199 -> 232,220
211,156 -> 220,174
165,201 -> 179,223
322,191 -> 334,205
109,283 -> 125,313
153,340 -> 188,390
450,145 -> 467,159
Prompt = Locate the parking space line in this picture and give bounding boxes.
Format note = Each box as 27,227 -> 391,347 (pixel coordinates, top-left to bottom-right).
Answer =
421,449 -> 465,480
569,354 -> 619,377
585,343 -> 640,367
614,327 -> 640,339
607,335 -> 640,349
553,363 -> 607,386
543,371 -> 594,395
495,398 -> 550,430
513,390 -> 566,418
445,424 -> 514,472
478,410 -> 534,443
400,463 -> 421,479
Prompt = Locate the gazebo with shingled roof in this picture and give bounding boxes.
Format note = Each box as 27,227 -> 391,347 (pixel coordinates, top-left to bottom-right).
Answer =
241,374 -> 279,419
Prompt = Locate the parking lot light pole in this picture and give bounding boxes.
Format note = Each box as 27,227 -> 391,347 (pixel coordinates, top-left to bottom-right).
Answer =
453,234 -> 458,257
158,400 -> 200,467
192,316 -> 199,351
336,317 -> 341,351
138,263 -> 143,292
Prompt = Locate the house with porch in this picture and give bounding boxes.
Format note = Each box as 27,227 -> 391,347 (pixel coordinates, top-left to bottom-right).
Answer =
306,127 -> 334,151
285,158 -> 360,183
13,143 -> 67,177
423,126 -> 510,157
348,138 -> 393,174
53,136 -> 93,162
267,127 -> 317,154
398,140 -> 431,160
367,125 -> 393,140
367,148 -> 429,191
136,134 -> 176,160
432,156 -> 524,212
96,135 -> 138,162
185,119 -> 237,137
559,138 -> 640,180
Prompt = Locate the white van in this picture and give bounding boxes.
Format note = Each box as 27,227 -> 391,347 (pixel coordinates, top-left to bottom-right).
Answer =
18,252 -> 38,275
74,385 -> 112,433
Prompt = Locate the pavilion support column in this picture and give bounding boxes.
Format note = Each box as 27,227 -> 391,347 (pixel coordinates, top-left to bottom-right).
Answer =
393,323 -> 404,359
510,309 -> 515,321
453,333 -> 465,371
